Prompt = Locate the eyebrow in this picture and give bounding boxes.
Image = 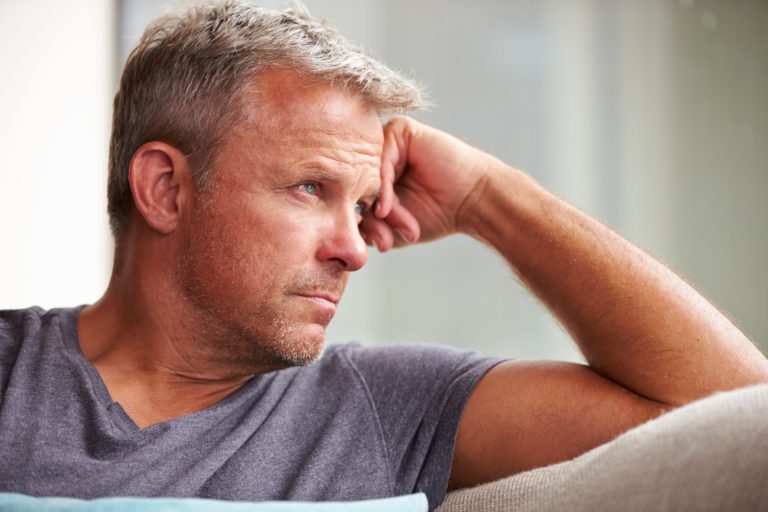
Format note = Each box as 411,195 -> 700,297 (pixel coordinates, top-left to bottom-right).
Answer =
302,168 -> 341,183
301,167 -> 381,200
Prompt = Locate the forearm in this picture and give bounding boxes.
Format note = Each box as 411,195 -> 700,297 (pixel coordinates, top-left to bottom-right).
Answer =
461,163 -> 768,405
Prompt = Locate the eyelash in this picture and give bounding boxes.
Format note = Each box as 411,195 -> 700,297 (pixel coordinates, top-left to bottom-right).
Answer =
294,182 -> 371,219
297,182 -> 319,196
354,201 -> 370,218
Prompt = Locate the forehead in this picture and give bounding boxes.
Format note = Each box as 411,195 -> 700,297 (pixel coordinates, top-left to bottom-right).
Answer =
241,69 -> 383,151
210,70 -> 384,193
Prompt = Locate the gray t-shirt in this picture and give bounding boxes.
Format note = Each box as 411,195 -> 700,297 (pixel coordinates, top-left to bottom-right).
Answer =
0,307 -> 501,510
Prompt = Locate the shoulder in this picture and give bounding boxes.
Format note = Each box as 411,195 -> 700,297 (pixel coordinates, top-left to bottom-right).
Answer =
0,306 -> 47,329
0,306 -> 80,373
0,306 -> 79,342
327,341 -> 503,419
0,306 -> 46,351
329,340 -> 494,368
0,306 -> 48,390
324,343 -> 503,506
330,341 -> 502,388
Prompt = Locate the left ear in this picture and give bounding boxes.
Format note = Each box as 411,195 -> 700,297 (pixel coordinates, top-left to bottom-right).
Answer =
128,141 -> 193,235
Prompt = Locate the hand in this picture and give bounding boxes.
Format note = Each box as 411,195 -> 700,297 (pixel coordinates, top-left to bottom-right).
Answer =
361,117 -> 496,251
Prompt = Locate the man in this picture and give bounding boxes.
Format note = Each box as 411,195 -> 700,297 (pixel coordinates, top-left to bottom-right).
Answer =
1,2 -> 767,511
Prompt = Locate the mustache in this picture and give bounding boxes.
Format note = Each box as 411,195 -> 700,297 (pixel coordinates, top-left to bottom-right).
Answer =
286,269 -> 347,299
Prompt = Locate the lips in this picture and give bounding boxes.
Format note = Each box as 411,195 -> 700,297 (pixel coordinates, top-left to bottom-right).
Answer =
299,292 -> 340,305
295,293 -> 338,322
296,293 -> 340,312
289,277 -> 345,319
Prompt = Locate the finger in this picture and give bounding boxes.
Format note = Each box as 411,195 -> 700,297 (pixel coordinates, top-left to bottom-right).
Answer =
361,196 -> 421,251
360,216 -> 395,252
385,196 -> 421,247
387,117 -> 411,180
377,148 -> 396,219
377,126 -> 399,219
378,117 -> 410,219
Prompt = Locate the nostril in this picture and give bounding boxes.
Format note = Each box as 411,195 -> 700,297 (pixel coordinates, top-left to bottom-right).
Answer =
330,257 -> 348,269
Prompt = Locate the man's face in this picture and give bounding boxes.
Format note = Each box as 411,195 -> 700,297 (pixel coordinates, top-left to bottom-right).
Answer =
178,70 -> 382,370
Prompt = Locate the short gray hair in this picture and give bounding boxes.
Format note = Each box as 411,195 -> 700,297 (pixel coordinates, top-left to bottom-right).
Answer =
107,0 -> 425,237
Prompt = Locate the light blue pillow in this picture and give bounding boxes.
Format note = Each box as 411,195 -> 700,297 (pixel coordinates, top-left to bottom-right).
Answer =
0,493 -> 427,512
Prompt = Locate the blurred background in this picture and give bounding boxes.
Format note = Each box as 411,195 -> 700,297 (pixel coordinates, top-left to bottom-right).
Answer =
1,0 -> 766,361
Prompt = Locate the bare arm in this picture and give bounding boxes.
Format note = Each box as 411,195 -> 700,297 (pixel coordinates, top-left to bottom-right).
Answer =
461,163 -> 768,405
363,116 -> 768,488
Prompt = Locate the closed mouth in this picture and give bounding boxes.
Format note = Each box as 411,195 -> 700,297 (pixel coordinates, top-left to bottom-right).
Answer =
297,292 -> 340,305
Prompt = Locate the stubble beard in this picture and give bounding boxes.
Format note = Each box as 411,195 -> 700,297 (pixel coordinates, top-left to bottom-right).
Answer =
264,268 -> 346,367
176,190 -> 345,373
178,271 -> 330,373
176,252 -> 342,374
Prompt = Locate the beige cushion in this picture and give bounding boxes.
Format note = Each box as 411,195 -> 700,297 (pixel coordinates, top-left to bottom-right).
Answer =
440,383 -> 768,512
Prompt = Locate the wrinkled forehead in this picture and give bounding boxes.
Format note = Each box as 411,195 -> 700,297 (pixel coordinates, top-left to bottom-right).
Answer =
240,69 -> 384,148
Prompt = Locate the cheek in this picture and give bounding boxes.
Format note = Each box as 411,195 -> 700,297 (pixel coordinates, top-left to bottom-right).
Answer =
188,197 -> 318,290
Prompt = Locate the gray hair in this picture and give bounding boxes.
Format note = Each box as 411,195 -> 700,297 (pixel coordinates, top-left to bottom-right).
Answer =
107,0 -> 426,237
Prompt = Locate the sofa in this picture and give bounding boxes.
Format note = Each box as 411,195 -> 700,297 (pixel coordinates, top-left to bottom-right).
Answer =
438,382 -> 768,511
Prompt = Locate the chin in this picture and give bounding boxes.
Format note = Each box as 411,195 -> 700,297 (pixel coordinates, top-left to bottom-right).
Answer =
266,323 -> 327,368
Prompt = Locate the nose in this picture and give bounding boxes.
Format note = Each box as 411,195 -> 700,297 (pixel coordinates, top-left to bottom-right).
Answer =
316,210 -> 368,272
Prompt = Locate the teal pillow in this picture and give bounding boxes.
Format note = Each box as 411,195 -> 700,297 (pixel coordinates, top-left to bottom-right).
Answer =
0,493 -> 427,512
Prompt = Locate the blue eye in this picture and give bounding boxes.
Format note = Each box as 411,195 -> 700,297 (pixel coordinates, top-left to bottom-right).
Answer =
354,201 -> 369,217
299,183 -> 319,195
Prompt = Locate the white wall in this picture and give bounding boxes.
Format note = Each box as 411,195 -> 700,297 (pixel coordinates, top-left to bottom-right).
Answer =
0,1 -> 114,310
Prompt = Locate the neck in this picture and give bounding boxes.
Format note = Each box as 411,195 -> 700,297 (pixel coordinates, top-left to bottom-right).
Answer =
78,234 -> 263,428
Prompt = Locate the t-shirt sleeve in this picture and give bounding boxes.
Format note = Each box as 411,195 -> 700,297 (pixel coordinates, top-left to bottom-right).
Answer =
339,343 -> 503,510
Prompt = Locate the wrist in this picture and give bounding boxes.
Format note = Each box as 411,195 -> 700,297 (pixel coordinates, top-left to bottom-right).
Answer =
456,162 -> 540,242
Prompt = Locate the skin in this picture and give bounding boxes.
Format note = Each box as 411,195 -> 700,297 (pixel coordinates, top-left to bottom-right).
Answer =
79,69 -> 768,489
370,117 -> 768,488
79,71 -> 382,428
